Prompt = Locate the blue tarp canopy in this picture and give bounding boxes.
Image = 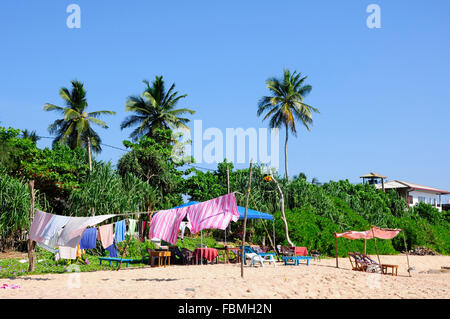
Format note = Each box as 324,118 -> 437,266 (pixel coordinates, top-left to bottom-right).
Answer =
174,201 -> 274,221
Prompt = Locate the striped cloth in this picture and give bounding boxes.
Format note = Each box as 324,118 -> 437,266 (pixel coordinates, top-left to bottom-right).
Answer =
149,193 -> 239,245
187,193 -> 239,234
148,207 -> 189,245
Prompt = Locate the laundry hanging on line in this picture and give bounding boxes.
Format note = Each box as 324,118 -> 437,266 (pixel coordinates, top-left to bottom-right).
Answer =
148,193 -> 239,245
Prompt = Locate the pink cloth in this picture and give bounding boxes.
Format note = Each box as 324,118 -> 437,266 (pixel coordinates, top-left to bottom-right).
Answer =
335,227 -> 401,240
28,210 -> 53,242
148,193 -> 240,245
291,247 -> 308,256
148,207 -> 189,245
187,193 -> 239,234
0,284 -> 21,289
98,224 -> 114,249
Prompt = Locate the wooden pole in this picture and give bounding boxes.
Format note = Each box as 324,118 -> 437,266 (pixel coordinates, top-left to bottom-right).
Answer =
364,238 -> 367,255
225,166 -> 230,245
335,233 -> 338,268
117,219 -> 130,271
401,230 -> 411,277
371,227 -> 382,272
27,180 -> 36,272
241,160 -> 253,278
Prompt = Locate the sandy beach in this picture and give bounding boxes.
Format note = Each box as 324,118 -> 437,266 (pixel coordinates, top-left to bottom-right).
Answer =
1,255 -> 449,299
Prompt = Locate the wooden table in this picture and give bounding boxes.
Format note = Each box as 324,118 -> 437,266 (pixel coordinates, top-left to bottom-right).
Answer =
150,251 -> 171,267
381,264 -> 398,276
194,248 -> 218,264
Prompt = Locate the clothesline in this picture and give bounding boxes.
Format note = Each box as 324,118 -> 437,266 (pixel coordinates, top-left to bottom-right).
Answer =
29,193 -> 241,260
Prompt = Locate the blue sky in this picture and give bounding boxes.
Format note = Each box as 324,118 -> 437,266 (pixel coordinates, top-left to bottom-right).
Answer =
1,0 -> 449,192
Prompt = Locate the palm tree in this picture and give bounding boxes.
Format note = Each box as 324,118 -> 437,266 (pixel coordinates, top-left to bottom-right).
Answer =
257,69 -> 319,180
43,80 -> 116,154
121,76 -> 195,141
21,129 -> 41,144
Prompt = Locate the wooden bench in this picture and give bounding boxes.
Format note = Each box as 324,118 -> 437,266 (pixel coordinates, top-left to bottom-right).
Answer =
98,257 -> 133,268
281,256 -> 313,266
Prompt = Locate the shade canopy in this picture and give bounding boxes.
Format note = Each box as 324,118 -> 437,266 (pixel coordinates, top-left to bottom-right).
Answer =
334,226 -> 402,240
174,201 -> 274,221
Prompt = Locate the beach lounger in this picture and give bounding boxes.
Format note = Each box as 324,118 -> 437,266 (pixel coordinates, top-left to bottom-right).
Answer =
355,252 -> 385,274
181,248 -> 195,265
348,252 -> 368,271
245,252 -> 276,267
277,245 -> 294,257
243,246 -> 276,265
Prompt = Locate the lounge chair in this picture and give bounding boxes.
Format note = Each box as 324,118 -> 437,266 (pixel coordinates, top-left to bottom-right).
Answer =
181,248 -> 195,265
276,245 -> 294,257
348,252 -> 368,271
245,252 -> 276,267
310,250 -> 321,262
355,252 -> 382,273
243,246 -> 276,265
168,246 -> 184,265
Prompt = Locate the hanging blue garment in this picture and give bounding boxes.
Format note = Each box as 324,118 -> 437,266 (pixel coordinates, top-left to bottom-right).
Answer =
115,220 -> 126,243
79,227 -> 97,249
106,241 -> 118,258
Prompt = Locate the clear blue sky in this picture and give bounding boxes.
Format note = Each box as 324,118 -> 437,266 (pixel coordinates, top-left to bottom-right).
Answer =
1,0 -> 449,192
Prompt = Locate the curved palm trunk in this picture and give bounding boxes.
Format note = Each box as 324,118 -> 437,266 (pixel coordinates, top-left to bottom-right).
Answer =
270,172 -> 294,247
284,122 -> 289,180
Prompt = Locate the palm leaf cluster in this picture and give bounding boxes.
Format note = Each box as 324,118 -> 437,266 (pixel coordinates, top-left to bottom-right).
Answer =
43,80 -> 116,153
121,76 -> 195,141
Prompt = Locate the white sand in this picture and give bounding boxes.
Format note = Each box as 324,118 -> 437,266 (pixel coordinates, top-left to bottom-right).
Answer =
1,255 -> 449,299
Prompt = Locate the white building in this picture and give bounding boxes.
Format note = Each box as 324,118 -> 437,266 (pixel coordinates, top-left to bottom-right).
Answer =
374,180 -> 450,212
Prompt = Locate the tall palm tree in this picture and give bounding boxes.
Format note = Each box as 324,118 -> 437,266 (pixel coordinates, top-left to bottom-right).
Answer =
43,80 -> 116,154
257,69 -> 319,180
121,76 -> 195,141
21,129 -> 41,144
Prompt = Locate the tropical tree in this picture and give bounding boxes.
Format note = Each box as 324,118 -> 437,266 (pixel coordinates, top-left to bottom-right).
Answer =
43,80 -> 116,154
120,76 -> 195,141
21,129 -> 40,144
257,69 -> 319,179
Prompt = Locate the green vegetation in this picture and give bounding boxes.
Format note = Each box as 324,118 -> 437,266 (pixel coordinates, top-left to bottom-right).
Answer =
0,73 -> 448,279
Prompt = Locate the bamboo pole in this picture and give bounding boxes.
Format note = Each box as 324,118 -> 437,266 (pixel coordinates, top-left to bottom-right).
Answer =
335,233 -> 338,268
27,180 -> 36,272
117,218 -> 130,271
402,230 -> 411,277
225,166 -> 230,245
371,227 -> 382,273
241,160 -> 253,278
